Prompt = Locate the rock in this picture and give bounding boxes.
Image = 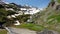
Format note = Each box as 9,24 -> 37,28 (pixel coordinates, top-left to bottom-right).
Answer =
56,5 -> 60,10
37,29 -> 59,34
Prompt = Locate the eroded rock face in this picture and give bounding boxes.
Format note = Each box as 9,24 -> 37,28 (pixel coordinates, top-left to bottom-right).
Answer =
48,0 -> 55,7
56,5 -> 60,10
47,0 -> 60,10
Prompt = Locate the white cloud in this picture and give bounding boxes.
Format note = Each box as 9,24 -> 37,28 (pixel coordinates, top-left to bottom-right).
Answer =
3,1 -> 9,4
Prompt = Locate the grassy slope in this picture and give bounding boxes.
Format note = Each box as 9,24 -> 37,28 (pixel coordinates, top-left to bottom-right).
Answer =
57,0 -> 60,3
31,3 -> 60,32
14,23 -> 45,31
0,30 -> 7,34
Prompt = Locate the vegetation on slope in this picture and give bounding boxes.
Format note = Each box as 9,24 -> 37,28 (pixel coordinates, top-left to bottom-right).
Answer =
0,30 -> 7,34
57,0 -> 60,3
0,8 -> 17,26
0,4 -> 30,27
14,23 -> 45,31
0,0 -> 60,33
31,0 -> 60,32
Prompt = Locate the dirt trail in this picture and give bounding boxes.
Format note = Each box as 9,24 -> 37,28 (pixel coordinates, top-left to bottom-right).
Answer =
7,27 -> 36,34
7,27 -> 60,34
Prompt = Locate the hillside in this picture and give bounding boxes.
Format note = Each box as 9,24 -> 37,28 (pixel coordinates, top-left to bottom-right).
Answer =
33,0 -> 60,32
0,0 -> 60,34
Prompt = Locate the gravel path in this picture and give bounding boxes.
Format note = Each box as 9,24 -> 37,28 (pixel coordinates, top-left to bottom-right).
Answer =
7,27 -> 60,34
7,27 -> 36,34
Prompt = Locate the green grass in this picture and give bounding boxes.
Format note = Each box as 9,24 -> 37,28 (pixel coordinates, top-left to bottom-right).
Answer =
56,15 -> 60,22
14,23 -> 45,31
0,30 -> 7,34
57,0 -> 60,3
47,15 -> 56,20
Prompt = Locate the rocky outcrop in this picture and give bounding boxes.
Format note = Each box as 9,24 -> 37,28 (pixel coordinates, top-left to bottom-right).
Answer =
48,0 -> 60,10
56,5 -> 60,10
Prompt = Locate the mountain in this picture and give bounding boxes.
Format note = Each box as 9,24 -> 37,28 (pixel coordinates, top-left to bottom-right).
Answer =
0,1 -> 41,27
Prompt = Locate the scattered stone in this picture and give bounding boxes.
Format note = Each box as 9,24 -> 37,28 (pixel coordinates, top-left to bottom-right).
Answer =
37,29 -> 59,34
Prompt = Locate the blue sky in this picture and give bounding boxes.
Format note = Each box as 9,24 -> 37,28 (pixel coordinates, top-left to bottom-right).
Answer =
4,0 -> 50,9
